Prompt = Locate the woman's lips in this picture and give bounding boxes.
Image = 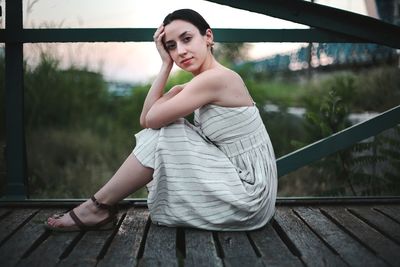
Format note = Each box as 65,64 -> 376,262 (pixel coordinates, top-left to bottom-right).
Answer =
181,58 -> 192,65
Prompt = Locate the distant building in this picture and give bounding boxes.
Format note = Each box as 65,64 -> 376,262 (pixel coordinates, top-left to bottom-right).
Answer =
107,81 -> 135,96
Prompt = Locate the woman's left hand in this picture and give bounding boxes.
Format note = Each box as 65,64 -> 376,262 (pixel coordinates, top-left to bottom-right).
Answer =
153,25 -> 173,67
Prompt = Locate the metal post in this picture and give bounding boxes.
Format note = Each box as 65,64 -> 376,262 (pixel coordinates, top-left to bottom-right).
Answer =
307,0 -> 314,80
4,0 -> 27,199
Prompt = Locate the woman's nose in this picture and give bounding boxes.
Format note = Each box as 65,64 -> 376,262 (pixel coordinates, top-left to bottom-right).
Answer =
177,43 -> 187,55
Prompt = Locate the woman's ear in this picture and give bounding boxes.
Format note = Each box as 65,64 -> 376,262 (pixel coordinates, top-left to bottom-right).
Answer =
205,29 -> 214,45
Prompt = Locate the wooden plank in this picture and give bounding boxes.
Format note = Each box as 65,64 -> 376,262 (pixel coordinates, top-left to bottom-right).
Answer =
0,209 -> 60,267
138,223 -> 178,267
0,208 -> 38,244
274,207 -> 346,266
16,231 -> 81,267
217,231 -> 263,267
294,206 -> 387,267
13,206 -> 76,267
322,206 -> 400,266
348,206 -> 400,245
184,229 -> 223,267
248,223 -> 303,266
374,205 -> 400,224
97,208 -> 149,267
56,212 -> 123,267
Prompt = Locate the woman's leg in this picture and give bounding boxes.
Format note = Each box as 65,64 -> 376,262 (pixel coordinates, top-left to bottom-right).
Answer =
47,153 -> 153,227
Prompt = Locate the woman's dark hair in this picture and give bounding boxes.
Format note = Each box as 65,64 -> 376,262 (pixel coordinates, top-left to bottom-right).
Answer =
163,9 -> 211,35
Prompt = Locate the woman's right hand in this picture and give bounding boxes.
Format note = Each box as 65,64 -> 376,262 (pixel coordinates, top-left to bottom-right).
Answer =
153,25 -> 173,67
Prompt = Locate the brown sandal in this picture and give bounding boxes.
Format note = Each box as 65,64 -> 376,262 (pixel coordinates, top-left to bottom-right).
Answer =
44,196 -> 117,232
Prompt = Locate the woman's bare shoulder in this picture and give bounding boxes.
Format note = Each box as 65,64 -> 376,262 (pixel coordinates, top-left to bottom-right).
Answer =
193,66 -> 243,87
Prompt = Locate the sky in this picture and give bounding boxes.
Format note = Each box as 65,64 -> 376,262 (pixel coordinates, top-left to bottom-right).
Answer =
20,0 -> 368,83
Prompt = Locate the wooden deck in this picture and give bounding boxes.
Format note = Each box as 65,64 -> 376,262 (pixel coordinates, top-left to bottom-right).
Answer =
0,200 -> 400,267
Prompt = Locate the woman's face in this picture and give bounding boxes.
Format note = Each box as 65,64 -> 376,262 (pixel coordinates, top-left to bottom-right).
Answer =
163,20 -> 212,74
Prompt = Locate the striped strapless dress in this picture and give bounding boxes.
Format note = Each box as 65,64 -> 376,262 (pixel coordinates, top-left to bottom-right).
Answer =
132,103 -> 277,231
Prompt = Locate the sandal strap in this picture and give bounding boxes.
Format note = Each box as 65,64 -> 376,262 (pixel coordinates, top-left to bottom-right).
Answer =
91,196 -> 116,213
68,209 -> 116,231
69,210 -> 86,230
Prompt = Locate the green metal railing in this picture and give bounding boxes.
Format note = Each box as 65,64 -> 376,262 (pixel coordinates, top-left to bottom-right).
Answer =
1,0 -> 400,199
277,105 -> 400,177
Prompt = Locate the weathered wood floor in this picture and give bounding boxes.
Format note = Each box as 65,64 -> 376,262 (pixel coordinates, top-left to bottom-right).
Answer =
0,201 -> 400,267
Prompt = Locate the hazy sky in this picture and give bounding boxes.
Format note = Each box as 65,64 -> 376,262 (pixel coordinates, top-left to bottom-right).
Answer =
22,0 -> 368,83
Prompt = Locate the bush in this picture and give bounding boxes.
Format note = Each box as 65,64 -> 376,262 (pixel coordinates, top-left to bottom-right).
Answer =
353,66 -> 400,112
22,54 -> 148,198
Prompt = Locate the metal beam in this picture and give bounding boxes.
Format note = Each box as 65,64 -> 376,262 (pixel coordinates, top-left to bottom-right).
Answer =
206,0 -> 400,49
1,197 -> 400,206
0,28 -> 364,43
214,28 -> 362,43
4,0 -> 27,199
277,105 -> 400,177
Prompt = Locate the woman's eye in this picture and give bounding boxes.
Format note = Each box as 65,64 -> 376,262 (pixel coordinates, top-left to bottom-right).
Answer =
166,44 -> 176,50
183,36 -> 192,43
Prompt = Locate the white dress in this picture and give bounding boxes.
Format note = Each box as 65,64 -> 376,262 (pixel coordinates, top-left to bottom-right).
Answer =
133,103 -> 277,231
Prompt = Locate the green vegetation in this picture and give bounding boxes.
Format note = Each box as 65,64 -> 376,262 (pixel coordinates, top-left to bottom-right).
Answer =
0,48 -> 399,198
279,70 -> 400,196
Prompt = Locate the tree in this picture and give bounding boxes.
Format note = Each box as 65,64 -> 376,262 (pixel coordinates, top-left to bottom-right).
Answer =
214,43 -> 250,67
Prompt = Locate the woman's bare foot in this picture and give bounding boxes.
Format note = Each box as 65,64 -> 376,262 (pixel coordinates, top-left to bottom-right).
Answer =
47,198 -> 111,228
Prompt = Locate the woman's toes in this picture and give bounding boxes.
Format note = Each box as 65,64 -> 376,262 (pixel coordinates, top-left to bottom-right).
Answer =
47,214 -> 66,227
47,218 -> 55,226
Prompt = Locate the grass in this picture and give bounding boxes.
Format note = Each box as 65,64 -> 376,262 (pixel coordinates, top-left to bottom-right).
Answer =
262,81 -> 307,107
27,127 -> 148,199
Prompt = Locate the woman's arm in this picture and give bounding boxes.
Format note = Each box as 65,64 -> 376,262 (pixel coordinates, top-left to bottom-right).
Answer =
156,83 -> 186,104
145,70 -> 221,129
139,64 -> 172,128
140,25 -> 173,128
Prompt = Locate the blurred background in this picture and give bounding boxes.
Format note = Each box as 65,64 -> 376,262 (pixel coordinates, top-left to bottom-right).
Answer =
0,0 -> 399,198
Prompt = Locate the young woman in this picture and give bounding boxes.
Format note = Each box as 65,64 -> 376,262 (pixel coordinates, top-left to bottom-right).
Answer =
45,9 -> 277,231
